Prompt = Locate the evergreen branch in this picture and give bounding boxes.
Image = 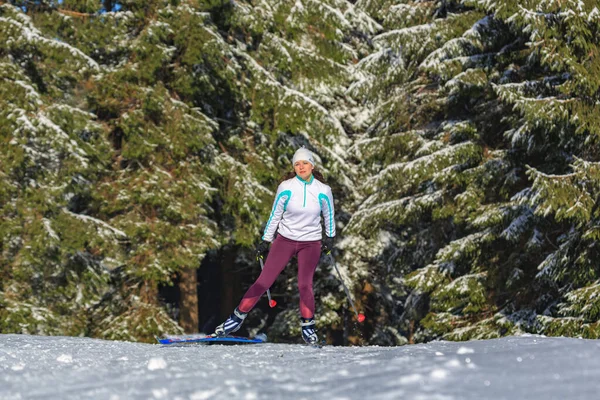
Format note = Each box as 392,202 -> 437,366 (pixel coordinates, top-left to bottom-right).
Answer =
527,166 -> 579,180
517,5 -> 570,20
62,208 -> 129,239
56,8 -> 95,18
3,0 -> 110,18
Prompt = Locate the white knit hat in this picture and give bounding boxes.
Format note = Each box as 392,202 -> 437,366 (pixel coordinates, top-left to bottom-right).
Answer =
292,146 -> 315,167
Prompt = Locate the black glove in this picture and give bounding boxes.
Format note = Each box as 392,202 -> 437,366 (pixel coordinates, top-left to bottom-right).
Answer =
255,240 -> 270,260
322,236 -> 335,255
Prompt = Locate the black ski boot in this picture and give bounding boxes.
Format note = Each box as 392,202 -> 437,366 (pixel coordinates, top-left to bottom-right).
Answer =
301,317 -> 318,345
214,308 -> 247,337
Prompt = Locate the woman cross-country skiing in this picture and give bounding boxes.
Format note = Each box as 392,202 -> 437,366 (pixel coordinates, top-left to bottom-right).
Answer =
214,146 -> 336,344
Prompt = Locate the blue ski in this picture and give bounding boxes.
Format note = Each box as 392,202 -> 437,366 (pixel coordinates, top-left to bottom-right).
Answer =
156,334 -> 265,345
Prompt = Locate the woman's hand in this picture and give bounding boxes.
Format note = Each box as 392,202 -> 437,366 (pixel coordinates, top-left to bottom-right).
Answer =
255,240 -> 270,260
322,236 -> 335,255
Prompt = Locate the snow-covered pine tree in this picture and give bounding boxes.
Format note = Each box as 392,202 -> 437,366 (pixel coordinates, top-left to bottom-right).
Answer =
1,2 -> 232,340
1,0 -> 372,343
4,0 -> 598,345
342,0 -> 495,344
1,4 -> 120,336
345,0 -> 600,343
485,0 -> 600,338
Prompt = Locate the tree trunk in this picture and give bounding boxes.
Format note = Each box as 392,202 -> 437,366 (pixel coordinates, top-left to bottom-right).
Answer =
178,267 -> 199,333
221,248 -> 241,319
408,320 -> 415,344
103,1 -> 113,12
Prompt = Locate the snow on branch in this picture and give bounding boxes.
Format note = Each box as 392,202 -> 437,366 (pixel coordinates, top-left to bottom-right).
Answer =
435,228 -> 494,266
366,141 -> 481,192
468,204 -> 512,230
420,18 -> 487,71
374,22 -> 434,44
535,229 -> 578,282
500,208 -> 534,243
234,48 -> 349,141
0,13 -> 99,72
337,0 -> 383,34
527,161 -> 595,224
345,190 -> 444,234
405,264 -> 450,294
560,281 -> 600,321
63,209 -> 128,239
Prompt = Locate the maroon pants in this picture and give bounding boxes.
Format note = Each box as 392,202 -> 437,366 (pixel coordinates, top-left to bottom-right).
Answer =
238,235 -> 321,318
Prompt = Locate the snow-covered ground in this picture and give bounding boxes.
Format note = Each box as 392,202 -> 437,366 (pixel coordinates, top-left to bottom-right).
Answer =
2,334 -> 600,400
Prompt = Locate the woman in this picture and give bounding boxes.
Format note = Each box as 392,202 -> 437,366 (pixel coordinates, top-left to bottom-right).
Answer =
214,146 -> 336,344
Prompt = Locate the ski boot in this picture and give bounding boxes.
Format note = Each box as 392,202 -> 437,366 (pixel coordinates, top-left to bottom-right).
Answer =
301,317 -> 319,345
214,308 -> 248,337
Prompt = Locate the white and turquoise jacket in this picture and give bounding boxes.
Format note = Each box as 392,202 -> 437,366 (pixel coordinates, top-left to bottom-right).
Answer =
262,175 -> 336,242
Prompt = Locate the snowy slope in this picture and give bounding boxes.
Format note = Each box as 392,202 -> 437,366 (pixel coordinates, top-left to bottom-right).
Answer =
2,334 -> 600,399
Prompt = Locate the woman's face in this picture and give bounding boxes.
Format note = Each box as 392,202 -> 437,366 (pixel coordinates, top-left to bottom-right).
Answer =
294,160 -> 314,181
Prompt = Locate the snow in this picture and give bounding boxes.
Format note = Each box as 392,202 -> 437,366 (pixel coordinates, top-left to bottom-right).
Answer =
308,0 -> 352,31
42,218 -> 60,241
374,23 -> 434,43
13,80 -> 42,105
63,209 -> 128,238
500,209 -> 533,242
56,354 -> 73,363
147,357 -> 168,370
0,15 -> 100,72
436,229 -> 493,263
3,334 -> 600,399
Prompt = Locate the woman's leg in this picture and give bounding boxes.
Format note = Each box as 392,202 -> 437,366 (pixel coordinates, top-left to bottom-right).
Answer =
238,235 -> 296,313
296,240 -> 322,319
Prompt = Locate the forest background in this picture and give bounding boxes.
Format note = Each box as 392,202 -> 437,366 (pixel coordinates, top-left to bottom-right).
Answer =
1,0 -> 600,346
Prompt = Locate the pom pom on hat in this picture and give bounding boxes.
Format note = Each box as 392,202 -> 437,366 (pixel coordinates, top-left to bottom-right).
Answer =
292,146 -> 315,167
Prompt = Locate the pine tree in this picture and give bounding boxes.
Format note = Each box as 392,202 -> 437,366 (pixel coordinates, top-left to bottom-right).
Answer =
4,0 -> 599,345
1,3 -> 116,336
0,0 -> 369,342
345,0 -> 600,343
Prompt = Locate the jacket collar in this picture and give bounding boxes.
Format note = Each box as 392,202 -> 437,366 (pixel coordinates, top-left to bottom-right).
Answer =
295,174 -> 314,184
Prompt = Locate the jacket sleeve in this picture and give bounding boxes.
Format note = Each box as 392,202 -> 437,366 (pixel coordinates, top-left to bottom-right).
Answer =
262,183 -> 292,242
319,185 -> 336,238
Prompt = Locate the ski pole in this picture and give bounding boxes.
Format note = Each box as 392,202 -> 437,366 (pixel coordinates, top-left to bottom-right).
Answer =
330,254 -> 365,322
259,257 -> 277,308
